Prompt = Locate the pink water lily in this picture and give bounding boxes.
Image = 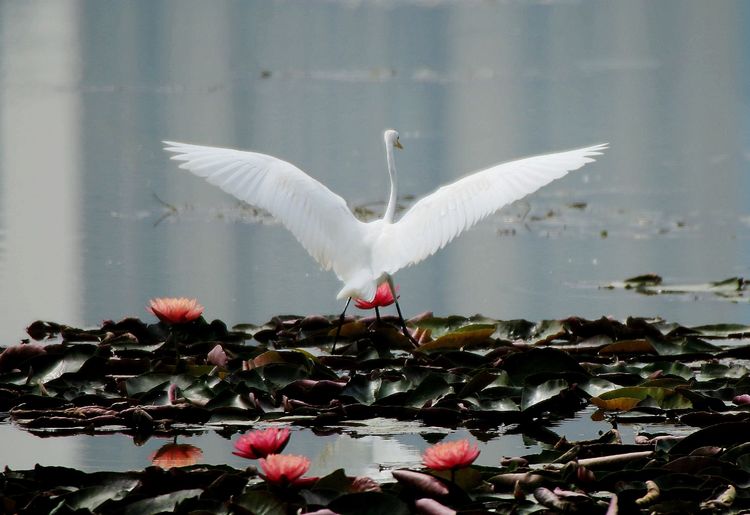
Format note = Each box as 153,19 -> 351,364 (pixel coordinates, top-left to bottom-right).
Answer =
422,439 -> 480,471
147,297 -> 204,324
233,427 -> 291,460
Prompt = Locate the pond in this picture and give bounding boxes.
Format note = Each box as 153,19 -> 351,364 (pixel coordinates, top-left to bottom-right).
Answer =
1,0 -> 749,510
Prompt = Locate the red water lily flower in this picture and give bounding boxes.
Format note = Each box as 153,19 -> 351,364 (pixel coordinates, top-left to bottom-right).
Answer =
259,454 -> 311,486
354,283 -> 398,310
422,439 -> 480,471
147,297 -> 204,324
233,427 -> 291,460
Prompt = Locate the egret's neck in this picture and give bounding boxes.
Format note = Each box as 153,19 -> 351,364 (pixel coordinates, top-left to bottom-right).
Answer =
383,144 -> 398,223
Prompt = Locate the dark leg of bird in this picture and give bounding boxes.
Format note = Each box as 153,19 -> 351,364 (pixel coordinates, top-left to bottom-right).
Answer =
375,306 -> 381,322
332,297 -> 352,353
386,277 -> 418,347
393,297 -> 418,347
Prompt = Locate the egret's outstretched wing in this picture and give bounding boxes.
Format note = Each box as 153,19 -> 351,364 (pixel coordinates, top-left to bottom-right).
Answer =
374,143 -> 608,274
164,141 -> 365,276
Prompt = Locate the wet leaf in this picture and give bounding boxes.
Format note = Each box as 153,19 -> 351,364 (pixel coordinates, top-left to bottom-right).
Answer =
521,379 -> 570,411
647,336 -> 719,356
495,319 -> 567,342
250,350 -> 299,369
333,321 -> 368,338
55,478 -> 139,511
641,361 -> 694,380
404,374 -> 451,408
431,466 -> 482,491
413,315 -> 483,338
29,345 -> 98,384
670,422 -> 750,455
598,339 -> 656,355
180,379 -> 218,406
123,488 -> 203,515
124,373 -> 193,398
457,369 -> 509,397
341,374 -> 380,405
593,386 -> 692,410
590,396 -> 640,412
374,377 -> 413,403
417,325 -> 495,352
502,347 -> 590,386
231,491 -> 287,515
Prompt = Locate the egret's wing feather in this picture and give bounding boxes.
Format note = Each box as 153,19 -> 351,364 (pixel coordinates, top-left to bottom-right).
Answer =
374,143 -> 608,274
163,141 -> 364,276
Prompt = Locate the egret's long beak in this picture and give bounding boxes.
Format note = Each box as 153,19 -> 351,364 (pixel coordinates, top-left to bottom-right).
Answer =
395,139 -> 403,150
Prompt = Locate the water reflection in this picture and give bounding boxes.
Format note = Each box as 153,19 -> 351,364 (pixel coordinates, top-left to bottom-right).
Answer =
1,0 -> 748,475
0,414 -> 602,477
1,406 -> 656,477
151,441 -> 203,469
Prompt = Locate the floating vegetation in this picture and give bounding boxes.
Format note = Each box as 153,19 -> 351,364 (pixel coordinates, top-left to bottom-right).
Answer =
3,311 -> 750,513
604,274 -> 748,303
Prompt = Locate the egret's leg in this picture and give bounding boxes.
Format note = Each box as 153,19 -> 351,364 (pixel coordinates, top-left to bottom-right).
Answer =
386,277 -> 418,347
332,297 -> 352,353
375,306 -> 381,322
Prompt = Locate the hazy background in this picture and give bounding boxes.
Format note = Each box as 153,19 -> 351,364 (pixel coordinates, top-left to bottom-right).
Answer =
1,0 -> 748,471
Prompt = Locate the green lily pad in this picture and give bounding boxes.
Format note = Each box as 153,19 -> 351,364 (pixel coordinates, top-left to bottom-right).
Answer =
231,491 -> 287,515
29,345 -> 98,384
123,488 -> 203,515
502,347 -> 590,386
521,378 -> 570,411
594,386 -> 693,410
417,325 -> 495,351
647,336 -> 719,356
54,477 -> 139,511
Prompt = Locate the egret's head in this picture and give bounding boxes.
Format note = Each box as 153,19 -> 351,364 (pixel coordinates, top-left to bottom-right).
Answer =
384,129 -> 403,150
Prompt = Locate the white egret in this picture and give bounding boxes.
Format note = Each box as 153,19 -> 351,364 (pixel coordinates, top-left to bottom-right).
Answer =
164,131 -> 607,344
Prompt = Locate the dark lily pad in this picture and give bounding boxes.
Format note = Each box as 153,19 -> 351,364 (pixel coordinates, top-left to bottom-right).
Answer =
231,491 -> 287,515
327,492 -> 410,515
502,347 -> 590,386
4,312 -> 750,512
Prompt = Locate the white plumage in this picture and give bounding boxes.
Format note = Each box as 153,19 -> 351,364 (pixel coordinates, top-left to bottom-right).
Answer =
164,130 -> 607,303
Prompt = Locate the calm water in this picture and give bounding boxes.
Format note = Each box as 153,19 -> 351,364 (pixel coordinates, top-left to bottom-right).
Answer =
1,0 -> 749,472
1,408 -> 647,476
